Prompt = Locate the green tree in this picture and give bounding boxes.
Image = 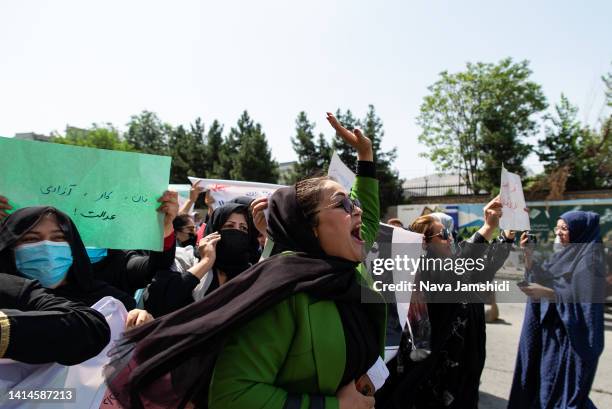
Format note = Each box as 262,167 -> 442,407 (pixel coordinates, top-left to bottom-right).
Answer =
537,95 -> 608,190
204,119 -> 225,178
290,112 -> 332,181
316,106 -> 403,215
603,64 -> 612,108
331,109 -> 359,169
217,111 -> 278,183
125,111 -> 171,155
213,112 -> 248,179
360,105 -> 404,216
52,124 -> 134,151
417,58 -> 547,193
186,117 -> 209,178
167,119 -> 208,183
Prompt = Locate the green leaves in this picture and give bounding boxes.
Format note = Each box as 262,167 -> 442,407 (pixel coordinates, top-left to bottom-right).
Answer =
52,124 -> 134,152
417,58 -> 547,193
291,106 -> 403,216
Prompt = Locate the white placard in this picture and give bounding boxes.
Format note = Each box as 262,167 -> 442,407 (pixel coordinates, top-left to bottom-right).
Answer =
389,225 -> 423,331
0,297 -> 128,409
187,177 -> 285,210
499,166 -> 530,231
366,357 -> 390,391
327,152 -> 356,192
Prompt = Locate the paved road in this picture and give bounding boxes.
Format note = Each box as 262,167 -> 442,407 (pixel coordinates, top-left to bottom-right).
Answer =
479,302 -> 612,408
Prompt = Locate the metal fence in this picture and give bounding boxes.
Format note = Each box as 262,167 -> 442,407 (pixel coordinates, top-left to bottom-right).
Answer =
403,183 -> 473,197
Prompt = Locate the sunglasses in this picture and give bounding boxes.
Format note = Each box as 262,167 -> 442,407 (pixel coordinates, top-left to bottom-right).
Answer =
311,196 -> 362,216
426,227 -> 451,241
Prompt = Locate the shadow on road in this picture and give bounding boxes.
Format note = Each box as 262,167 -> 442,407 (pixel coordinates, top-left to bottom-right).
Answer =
479,391 -> 508,409
486,318 -> 512,326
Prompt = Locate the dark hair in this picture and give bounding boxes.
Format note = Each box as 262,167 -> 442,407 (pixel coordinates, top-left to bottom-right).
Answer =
295,176 -> 333,228
172,214 -> 194,231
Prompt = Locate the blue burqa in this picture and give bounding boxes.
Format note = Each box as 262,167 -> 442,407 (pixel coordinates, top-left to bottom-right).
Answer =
508,211 -> 605,409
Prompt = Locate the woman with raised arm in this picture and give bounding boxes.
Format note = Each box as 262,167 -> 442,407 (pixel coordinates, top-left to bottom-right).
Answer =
104,113 -> 385,409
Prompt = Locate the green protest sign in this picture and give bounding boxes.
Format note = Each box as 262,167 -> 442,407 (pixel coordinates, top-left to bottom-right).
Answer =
0,137 -> 171,250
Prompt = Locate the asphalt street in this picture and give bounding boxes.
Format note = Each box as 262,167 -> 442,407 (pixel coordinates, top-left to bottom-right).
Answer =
479,302 -> 612,408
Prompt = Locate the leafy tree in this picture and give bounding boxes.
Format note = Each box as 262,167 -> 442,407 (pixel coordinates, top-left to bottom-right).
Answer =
217,111 -> 279,183
603,64 -> 612,108
331,109 -> 359,169
213,112 -> 249,179
537,95 -> 609,190
204,120 -> 225,178
417,58 -> 547,193
125,111 -> 171,155
359,105 -> 404,216
307,106 -> 402,216
290,112 -> 332,181
52,124 -> 133,151
167,119 -> 208,183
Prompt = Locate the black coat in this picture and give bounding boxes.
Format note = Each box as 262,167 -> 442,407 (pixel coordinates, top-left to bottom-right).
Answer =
93,247 -> 175,295
0,273 -> 110,365
0,206 -> 136,310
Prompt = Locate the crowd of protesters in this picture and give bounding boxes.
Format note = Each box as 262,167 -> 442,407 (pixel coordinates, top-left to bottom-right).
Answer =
0,112 -> 608,409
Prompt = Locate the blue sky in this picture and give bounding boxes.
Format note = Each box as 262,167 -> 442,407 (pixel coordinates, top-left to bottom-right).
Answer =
1,0 -> 610,179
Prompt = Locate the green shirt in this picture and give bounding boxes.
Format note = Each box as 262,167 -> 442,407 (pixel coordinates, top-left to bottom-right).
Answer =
209,176 -> 385,409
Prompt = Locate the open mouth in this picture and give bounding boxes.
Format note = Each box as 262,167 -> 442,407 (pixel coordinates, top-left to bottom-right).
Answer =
351,224 -> 364,244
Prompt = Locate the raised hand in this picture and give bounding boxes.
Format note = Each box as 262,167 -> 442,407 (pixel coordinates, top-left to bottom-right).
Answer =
157,190 -> 179,238
250,197 -> 268,237
189,180 -> 205,203
326,112 -> 373,161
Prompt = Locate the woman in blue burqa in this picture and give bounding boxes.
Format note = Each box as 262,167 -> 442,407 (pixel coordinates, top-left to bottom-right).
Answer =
508,210 -> 605,409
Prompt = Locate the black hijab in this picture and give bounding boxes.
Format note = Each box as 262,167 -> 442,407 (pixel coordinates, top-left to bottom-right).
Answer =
203,202 -> 248,236
203,202 -> 253,280
0,206 -> 136,310
104,185 -> 381,408
228,196 -> 262,263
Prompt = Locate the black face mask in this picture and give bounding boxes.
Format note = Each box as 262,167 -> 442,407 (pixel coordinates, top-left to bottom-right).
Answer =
179,233 -> 197,248
215,229 -> 252,280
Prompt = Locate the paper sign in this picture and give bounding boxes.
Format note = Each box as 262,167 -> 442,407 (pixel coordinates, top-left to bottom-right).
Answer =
328,151 -> 356,192
499,166 -> 530,231
0,296 -> 128,409
366,223 -> 422,362
0,137 -> 171,250
187,177 -> 285,209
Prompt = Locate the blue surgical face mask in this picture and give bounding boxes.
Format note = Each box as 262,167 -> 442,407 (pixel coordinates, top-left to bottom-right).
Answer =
85,247 -> 108,263
14,240 -> 73,288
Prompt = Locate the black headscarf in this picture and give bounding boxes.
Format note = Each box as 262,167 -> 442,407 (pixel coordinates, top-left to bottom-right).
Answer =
0,206 -> 136,310
104,185 -> 381,409
229,196 -> 262,263
203,202 -> 253,279
203,202 -> 248,236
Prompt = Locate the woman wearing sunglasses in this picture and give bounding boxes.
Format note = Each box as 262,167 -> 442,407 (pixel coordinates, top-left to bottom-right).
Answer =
104,113 -> 385,409
376,196 -> 515,409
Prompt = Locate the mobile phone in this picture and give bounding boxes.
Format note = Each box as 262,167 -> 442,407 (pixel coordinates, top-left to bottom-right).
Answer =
522,231 -> 537,244
516,280 -> 529,287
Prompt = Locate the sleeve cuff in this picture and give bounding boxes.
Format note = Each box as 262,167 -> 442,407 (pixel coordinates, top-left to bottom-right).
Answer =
163,232 -> 176,251
357,161 -> 376,178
